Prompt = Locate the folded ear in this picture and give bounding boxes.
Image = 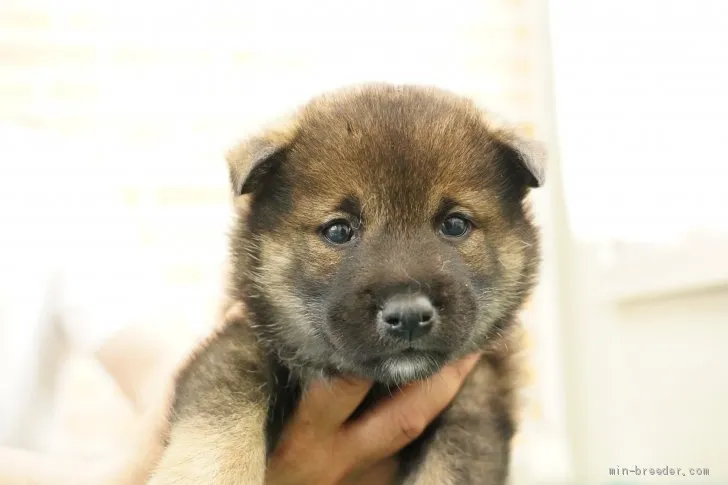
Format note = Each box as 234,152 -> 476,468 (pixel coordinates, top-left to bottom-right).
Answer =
506,135 -> 546,188
226,127 -> 296,196
493,132 -> 546,190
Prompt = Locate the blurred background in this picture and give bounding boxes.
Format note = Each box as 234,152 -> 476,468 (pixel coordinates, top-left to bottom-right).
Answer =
1,0 -> 726,484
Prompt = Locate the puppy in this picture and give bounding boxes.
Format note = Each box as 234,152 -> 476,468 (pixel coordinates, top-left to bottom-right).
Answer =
148,83 -> 544,485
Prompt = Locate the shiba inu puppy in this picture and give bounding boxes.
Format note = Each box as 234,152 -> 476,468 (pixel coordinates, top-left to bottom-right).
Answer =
148,83 -> 544,485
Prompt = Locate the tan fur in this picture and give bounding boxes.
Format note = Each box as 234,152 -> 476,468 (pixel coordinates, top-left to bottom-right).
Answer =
148,414 -> 266,485
405,453 -> 456,485
147,310 -> 269,485
402,325 -> 527,485
147,83 -> 543,485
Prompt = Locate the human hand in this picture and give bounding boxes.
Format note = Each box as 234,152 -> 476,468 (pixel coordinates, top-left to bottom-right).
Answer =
265,353 -> 482,485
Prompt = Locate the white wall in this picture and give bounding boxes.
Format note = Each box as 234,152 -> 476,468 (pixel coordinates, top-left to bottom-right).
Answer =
562,245 -> 728,485
546,1 -> 728,483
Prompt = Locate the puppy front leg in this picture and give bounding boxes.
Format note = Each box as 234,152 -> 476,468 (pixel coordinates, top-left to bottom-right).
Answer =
149,412 -> 267,485
402,356 -> 516,485
148,321 -> 270,485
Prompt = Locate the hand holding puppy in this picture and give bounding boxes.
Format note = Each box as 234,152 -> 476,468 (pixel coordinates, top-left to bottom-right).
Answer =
266,353 -> 482,485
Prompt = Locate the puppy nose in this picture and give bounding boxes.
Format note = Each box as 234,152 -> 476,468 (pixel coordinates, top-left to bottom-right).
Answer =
380,294 -> 435,341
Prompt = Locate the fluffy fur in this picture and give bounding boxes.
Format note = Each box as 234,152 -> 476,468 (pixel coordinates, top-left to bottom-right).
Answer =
147,83 -> 544,485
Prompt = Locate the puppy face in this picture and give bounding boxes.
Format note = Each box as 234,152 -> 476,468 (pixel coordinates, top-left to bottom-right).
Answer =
228,84 -> 543,384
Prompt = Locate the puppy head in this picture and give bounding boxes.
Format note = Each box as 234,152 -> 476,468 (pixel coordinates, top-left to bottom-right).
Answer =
228,84 -> 544,384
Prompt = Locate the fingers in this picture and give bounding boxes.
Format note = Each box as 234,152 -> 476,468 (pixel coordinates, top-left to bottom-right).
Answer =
339,457 -> 399,485
267,376 -> 374,485
342,353 -> 481,463
267,354 -> 480,485
294,375 -> 374,432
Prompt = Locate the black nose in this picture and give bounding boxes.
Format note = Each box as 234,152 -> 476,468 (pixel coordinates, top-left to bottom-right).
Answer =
379,294 -> 435,341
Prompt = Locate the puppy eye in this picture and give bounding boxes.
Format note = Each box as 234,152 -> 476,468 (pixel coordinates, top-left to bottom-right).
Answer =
440,214 -> 471,238
321,220 -> 354,244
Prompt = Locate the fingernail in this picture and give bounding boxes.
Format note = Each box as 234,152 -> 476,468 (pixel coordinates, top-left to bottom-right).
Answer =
459,352 -> 482,371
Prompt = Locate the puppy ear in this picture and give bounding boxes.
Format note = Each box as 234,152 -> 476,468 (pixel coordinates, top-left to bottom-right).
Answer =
506,136 -> 546,188
480,111 -> 546,190
226,125 -> 296,196
226,138 -> 286,196
493,133 -> 546,190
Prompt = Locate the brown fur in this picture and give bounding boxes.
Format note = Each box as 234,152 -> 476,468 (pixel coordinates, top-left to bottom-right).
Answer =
148,83 -> 544,485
